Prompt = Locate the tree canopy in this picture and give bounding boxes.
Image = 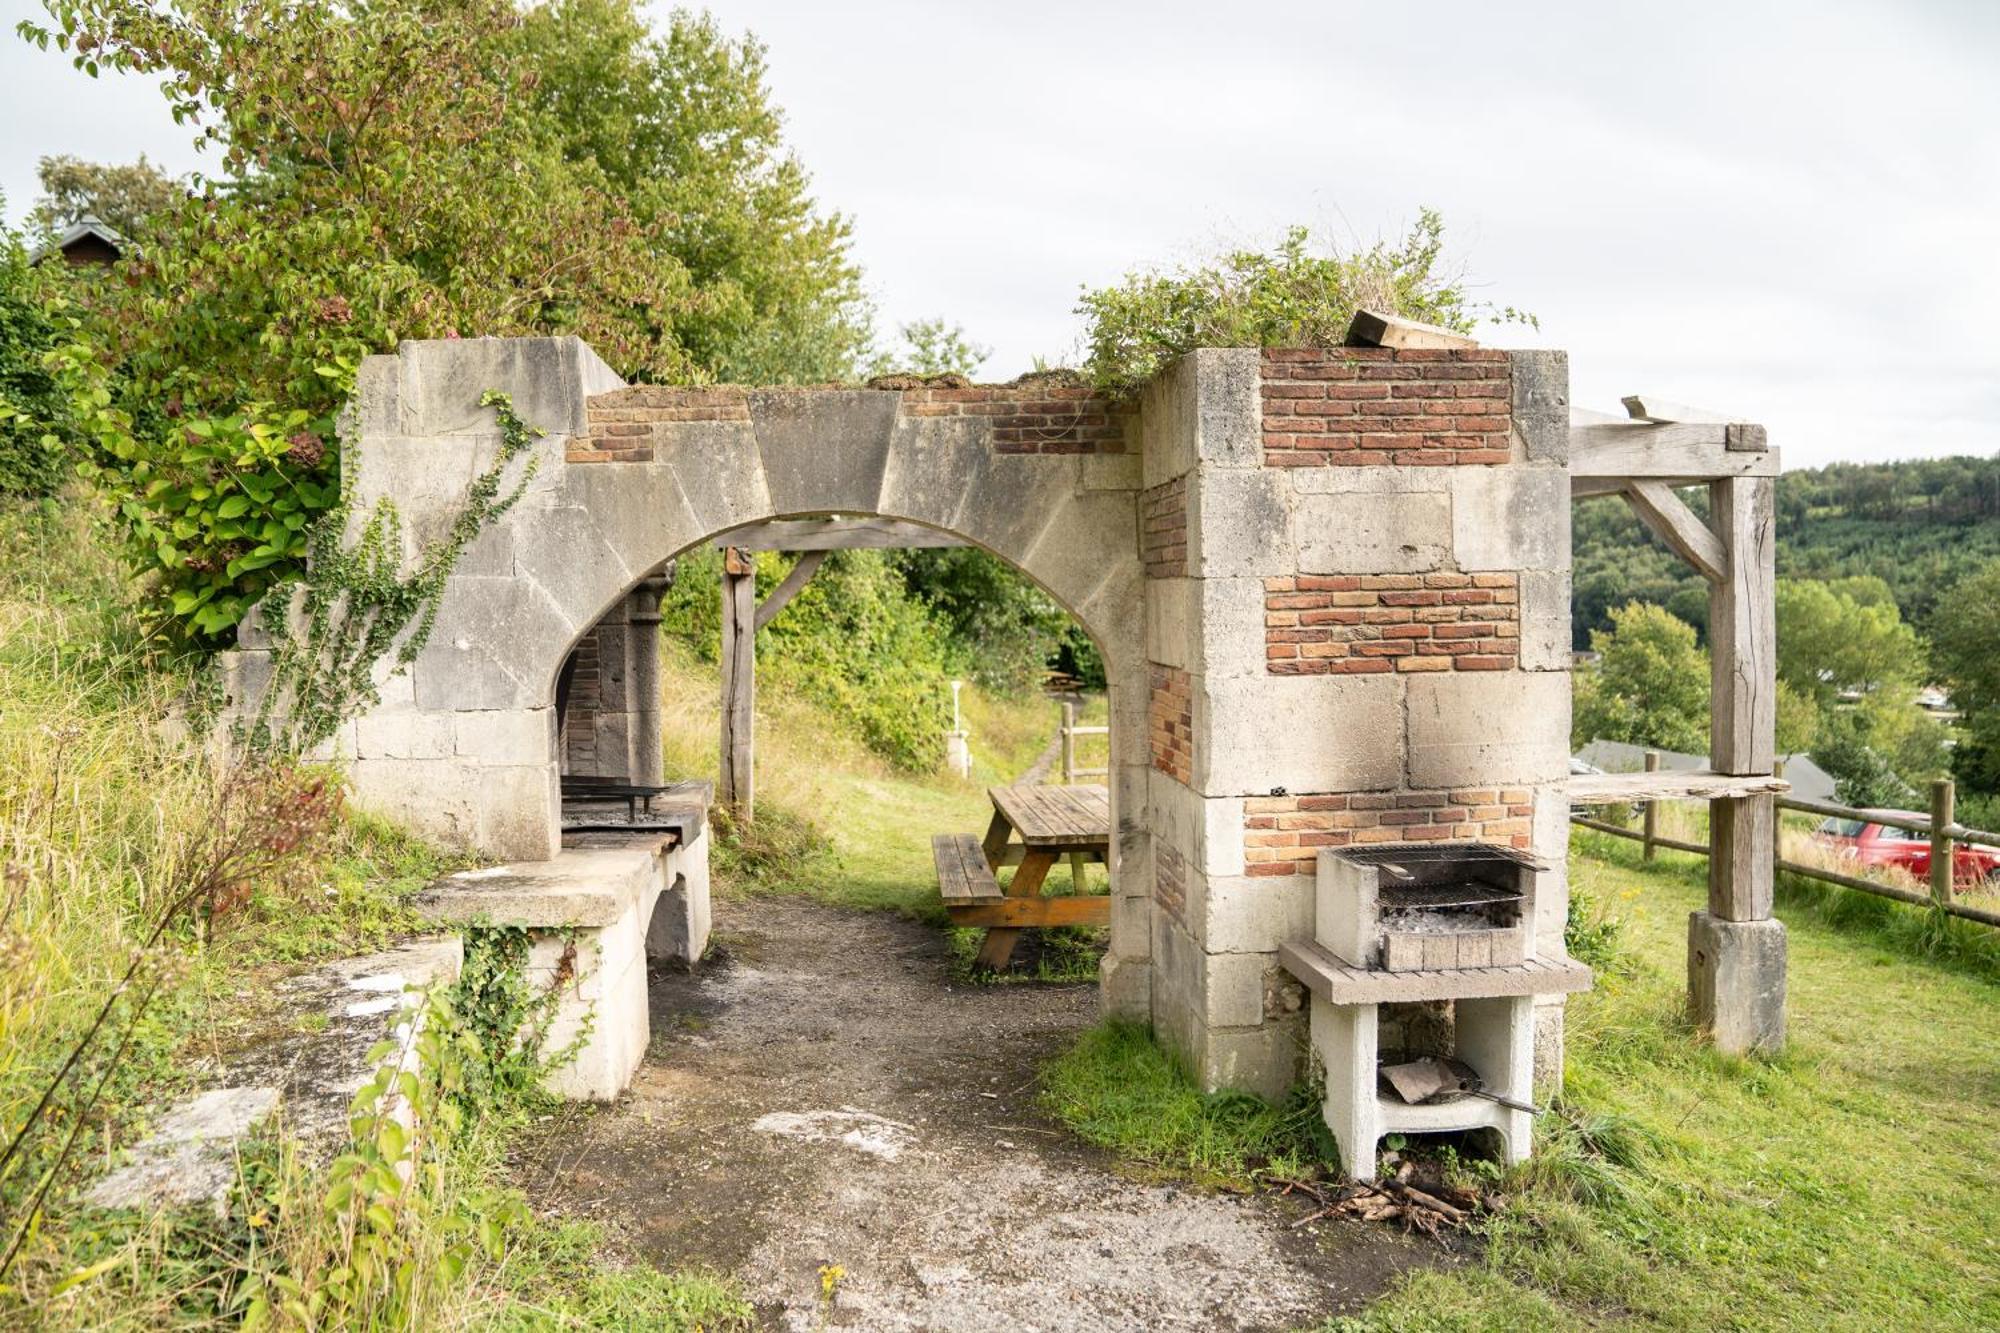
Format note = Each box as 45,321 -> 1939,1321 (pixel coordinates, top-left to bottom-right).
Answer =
27,155 -> 184,239
18,0 -> 870,639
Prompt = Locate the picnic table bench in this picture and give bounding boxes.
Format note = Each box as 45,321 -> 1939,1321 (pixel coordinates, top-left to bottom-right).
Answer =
932,783 -> 1112,969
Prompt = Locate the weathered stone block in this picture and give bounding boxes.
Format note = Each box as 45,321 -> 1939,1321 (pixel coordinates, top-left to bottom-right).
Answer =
1508,350 -> 1569,464
750,389 -> 897,516
1188,470 -> 1295,578
1687,911 -> 1787,1054
1082,451 -> 1143,492
1185,868 -> 1314,955
1193,672 -> 1401,797
1190,578 -> 1271,680
474,764 -> 560,862
397,336 -> 621,439
1145,577 -> 1192,670
348,757 -> 480,849
411,574 -> 578,712
354,710 -> 453,761
1187,347 -> 1263,470
1099,954 -> 1151,1021
648,421 -> 772,541
1405,671 -> 1569,788
453,707 -> 553,766
1450,467 -> 1568,572
1295,490 -> 1451,574
1519,568 -> 1572,671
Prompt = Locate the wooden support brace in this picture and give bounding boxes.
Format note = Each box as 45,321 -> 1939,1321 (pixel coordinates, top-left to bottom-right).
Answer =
753,550 -> 826,632
1623,481 -> 1726,584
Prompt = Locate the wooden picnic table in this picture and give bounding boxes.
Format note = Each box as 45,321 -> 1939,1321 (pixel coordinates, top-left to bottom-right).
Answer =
932,783 -> 1111,970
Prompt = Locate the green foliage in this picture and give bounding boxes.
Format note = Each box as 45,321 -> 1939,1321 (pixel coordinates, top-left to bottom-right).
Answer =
870,317 -> 991,379
1931,560 -> 2000,793
448,927 -> 581,1107
1076,212 -> 1524,396
479,1217 -> 752,1330
0,223 -> 74,497
1775,576 -> 1923,707
27,155 -> 184,239
662,546 -> 956,771
1039,1022 -> 1331,1187
1572,602 -> 1710,753
891,547 -> 1081,694
707,800 -> 837,889
244,391 -> 540,753
18,0 -> 867,639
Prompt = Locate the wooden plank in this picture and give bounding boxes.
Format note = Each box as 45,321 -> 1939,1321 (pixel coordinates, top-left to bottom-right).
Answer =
946,895 -> 1110,928
718,549 -> 756,815
712,518 -> 968,552
989,783 -> 1112,848
1277,939 -> 1592,1005
1709,794 -> 1776,920
1569,770 -> 1789,805
1622,481 -> 1726,583
753,550 -> 826,632
933,833 -> 1003,903
1344,309 -> 1481,351
1571,421 -> 1780,482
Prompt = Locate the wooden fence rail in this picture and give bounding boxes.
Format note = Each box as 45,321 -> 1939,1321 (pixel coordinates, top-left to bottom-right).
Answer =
1572,760 -> 2000,930
1058,701 -> 1109,784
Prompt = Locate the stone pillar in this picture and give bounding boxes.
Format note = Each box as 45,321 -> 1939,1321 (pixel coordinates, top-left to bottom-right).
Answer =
1144,344 -> 1575,1102
626,565 -> 672,785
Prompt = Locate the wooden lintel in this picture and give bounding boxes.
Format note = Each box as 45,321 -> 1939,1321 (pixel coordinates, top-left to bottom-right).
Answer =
1344,308 -> 1481,351
1623,480 -> 1726,583
713,518 -> 969,552
753,550 -> 826,632
1570,421 -> 1779,482
1621,394 -> 1731,424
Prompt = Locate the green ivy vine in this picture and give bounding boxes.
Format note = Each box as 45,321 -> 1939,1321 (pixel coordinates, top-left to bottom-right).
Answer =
450,925 -> 590,1104
242,390 -> 543,758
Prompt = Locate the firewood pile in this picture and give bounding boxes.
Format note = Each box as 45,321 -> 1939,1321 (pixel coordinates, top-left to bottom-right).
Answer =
1279,1160 -> 1498,1239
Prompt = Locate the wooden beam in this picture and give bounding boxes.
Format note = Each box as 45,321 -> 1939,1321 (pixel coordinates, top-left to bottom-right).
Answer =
1623,481 -> 1727,583
753,550 -> 826,632
718,547 -> 756,817
1570,421 -> 1780,482
713,518 -> 968,552
1344,308 -> 1481,351
1568,769 -> 1788,805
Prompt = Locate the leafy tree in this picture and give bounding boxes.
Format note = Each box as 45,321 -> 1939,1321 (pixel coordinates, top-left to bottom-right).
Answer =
1775,576 -> 1924,708
890,547 -> 1076,694
1931,560 -> 2000,795
1775,679 -> 1821,757
1076,212 -> 1527,396
872,318 -> 991,379
513,1 -> 871,384
1812,709 -> 1918,808
18,0 -> 864,640
1571,602 -> 1710,753
0,217 -> 74,495
27,154 -> 184,238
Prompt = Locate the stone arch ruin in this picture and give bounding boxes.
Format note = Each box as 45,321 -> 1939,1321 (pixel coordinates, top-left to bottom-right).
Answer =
223,328 -> 1786,1172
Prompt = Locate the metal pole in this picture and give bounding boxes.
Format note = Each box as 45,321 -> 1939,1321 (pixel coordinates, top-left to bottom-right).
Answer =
1930,777 -> 1956,905
1642,750 -> 1660,861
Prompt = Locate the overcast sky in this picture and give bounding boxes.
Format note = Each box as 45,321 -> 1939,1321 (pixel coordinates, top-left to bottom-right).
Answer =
3,0 -> 1994,468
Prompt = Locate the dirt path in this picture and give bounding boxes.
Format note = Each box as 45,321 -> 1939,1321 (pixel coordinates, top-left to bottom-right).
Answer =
515,894 -> 1438,1331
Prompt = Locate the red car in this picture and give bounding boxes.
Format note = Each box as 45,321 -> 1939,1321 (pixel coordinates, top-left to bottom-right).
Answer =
1812,813 -> 2000,887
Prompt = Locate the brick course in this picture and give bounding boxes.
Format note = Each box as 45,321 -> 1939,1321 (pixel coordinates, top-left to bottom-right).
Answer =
1242,788 -> 1535,877
1260,347 -> 1513,467
1142,477 -> 1188,578
1149,664 -> 1193,784
575,382 -> 1126,462
1264,572 -> 1519,675
1155,841 -> 1187,922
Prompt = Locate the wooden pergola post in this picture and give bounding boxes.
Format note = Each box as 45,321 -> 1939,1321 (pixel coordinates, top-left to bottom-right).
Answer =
1571,399 -> 1787,1054
719,547 -> 756,819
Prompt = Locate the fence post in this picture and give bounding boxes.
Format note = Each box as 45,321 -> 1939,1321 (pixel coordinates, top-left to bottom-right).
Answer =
1061,702 -> 1076,785
1931,777 -> 1956,905
1642,750 -> 1660,861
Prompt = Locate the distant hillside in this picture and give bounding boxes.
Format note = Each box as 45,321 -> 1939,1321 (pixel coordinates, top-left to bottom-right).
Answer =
1574,453 -> 2000,645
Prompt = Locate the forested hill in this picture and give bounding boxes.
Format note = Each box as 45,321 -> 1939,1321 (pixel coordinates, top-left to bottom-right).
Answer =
1574,452 -> 2000,645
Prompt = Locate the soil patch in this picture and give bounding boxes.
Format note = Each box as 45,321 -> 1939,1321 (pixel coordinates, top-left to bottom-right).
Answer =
513,894 -> 1441,1330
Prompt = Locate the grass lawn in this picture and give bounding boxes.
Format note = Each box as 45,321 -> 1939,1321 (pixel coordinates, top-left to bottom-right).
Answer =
1330,830 -> 2000,1331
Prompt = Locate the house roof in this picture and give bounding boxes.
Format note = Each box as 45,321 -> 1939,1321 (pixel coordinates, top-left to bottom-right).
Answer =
28,214 -> 128,266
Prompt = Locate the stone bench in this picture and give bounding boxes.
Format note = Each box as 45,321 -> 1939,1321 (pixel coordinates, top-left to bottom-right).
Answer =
419,817 -> 711,1101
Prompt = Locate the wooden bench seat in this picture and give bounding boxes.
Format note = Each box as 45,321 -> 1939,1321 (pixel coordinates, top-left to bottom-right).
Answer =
932,832 -> 1110,930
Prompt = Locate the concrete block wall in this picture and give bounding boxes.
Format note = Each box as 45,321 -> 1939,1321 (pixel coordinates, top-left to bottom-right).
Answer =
1140,346 -> 1573,1100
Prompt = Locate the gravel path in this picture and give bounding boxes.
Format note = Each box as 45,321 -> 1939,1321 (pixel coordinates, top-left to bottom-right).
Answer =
515,893 -> 1438,1331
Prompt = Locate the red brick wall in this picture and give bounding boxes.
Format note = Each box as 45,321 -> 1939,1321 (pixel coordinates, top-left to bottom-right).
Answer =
1243,788 -> 1534,877
575,383 -> 1126,462
1149,664 -> 1193,783
1264,573 -> 1519,675
1142,477 -> 1188,578
1261,348 -> 1512,468
560,627 -> 602,772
